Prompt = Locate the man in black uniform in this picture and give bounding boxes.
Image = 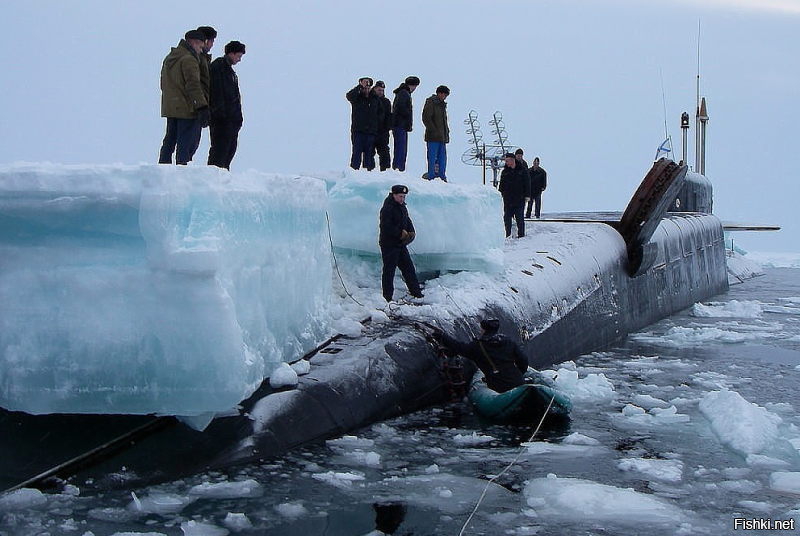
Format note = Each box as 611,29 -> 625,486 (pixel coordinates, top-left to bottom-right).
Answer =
433,318 -> 528,393
372,81 -> 393,171
498,152 -> 531,238
346,77 -> 380,170
207,40 -> 245,170
379,184 -> 423,302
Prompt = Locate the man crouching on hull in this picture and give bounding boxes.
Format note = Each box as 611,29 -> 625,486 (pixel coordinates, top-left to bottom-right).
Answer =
379,184 -> 423,302
433,318 -> 528,393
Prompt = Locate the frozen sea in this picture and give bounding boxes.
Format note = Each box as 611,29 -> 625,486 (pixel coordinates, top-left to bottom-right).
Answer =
2,267 -> 800,536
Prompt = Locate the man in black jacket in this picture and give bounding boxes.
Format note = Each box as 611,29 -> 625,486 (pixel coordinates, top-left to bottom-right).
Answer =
498,153 -> 531,238
207,40 -> 245,170
346,77 -> 380,170
391,76 -> 420,172
372,81 -> 393,171
528,157 -> 548,219
379,184 -> 423,302
433,318 -> 528,393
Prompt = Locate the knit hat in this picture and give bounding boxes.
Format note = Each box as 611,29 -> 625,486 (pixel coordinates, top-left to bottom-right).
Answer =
504,152 -> 516,159
480,318 -> 500,334
405,76 -> 420,86
197,26 -> 217,40
436,85 -> 450,95
184,29 -> 207,42
224,40 -> 246,54
374,80 -> 386,88
391,184 -> 408,194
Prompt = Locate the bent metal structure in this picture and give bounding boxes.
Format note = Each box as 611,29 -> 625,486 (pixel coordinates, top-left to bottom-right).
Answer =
0,159 -> 729,492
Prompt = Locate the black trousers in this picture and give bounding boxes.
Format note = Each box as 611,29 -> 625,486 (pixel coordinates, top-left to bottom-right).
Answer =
504,203 -> 526,237
374,132 -> 391,171
525,192 -> 543,218
380,245 -> 422,301
208,120 -> 242,170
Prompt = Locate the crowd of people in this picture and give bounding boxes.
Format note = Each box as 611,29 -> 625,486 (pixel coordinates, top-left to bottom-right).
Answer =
347,77 -> 452,182
158,27 -> 246,170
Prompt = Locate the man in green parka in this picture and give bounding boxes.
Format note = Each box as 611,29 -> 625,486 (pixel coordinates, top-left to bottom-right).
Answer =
158,30 -> 210,165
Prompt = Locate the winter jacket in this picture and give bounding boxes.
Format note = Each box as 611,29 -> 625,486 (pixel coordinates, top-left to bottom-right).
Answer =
376,93 -> 392,136
199,51 -> 212,103
160,40 -> 208,119
498,162 -> 531,207
209,56 -> 243,124
530,166 -> 548,194
346,85 -> 380,135
439,331 -> 528,393
379,193 -> 416,248
422,94 -> 450,143
391,84 -> 414,131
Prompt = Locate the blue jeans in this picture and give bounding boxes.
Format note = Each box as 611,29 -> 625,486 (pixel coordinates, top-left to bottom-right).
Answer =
392,127 -> 408,171
350,132 -> 376,170
159,117 -> 202,164
426,141 -> 447,180
503,204 -> 525,237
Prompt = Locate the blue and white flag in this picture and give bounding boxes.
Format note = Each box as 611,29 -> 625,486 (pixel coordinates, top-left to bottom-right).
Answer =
654,137 -> 673,161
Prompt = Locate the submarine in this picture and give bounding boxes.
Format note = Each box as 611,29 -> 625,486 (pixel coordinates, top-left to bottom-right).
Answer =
0,155 -> 740,494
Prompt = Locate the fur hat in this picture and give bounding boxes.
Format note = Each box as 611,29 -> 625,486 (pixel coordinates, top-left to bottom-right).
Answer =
184,30 -> 207,42
405,76 -> 420,86
225,41 -> 246,54
197,26 -> 217,40
391,184 -> 409,194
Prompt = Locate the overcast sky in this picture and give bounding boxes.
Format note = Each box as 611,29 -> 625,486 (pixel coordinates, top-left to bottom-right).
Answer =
1,0 -> 797,252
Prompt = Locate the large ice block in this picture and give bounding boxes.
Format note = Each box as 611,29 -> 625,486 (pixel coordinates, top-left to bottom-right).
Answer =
0,164 -> 331,419
324,171 -> 504,272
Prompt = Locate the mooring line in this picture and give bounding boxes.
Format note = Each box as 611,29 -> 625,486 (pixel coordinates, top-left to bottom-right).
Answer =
457,392 -> 557,536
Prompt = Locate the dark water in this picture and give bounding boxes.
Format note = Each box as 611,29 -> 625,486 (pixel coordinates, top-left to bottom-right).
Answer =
2,269 -> 800,536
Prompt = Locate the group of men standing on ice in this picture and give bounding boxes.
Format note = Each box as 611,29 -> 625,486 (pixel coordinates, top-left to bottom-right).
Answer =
158,27 -> 246,170
347,76 -> 451,182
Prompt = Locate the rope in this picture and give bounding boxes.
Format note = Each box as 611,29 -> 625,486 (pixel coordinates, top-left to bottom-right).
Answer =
457,391 -> 557,536
325,211 -> 363,307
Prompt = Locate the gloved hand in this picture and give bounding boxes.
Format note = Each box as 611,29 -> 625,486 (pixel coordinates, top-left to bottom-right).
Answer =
401,231 -> 416,246
196,107 -> 210,128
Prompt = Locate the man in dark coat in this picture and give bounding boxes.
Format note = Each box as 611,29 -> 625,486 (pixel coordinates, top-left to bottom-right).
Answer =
379,184 -> 423,302
207,41 -> 245,170
391,76 -> 420,172
346,77 -> 380,170
196,26 -> 217,105
372,81 -> 393,171
498,152 -> 531,238
158,30 -> 210,165
421,85 -> 450,181
433,318 -> 528,393
527,157 -> 548,219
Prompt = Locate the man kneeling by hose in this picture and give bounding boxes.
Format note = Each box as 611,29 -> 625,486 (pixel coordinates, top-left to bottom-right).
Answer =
433,318 -> 528,393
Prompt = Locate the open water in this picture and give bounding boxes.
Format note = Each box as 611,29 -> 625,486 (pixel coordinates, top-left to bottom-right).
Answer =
1,268 -> 800,536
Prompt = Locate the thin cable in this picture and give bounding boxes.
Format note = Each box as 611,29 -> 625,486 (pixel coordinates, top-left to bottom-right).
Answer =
325,211 -> 363,307
457,392 -> 557,536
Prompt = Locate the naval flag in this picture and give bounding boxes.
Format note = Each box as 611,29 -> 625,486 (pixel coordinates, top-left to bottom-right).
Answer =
654,137 -> 673,161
